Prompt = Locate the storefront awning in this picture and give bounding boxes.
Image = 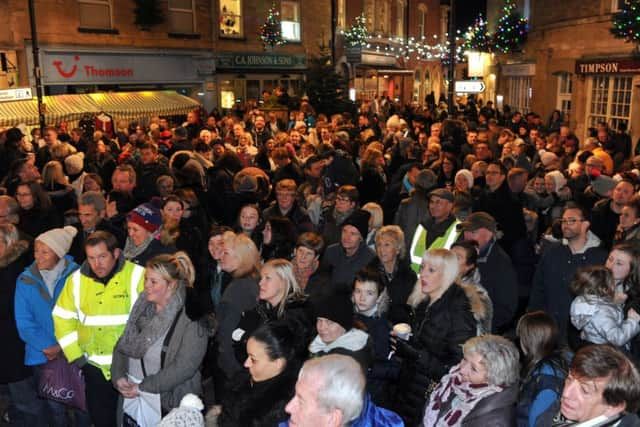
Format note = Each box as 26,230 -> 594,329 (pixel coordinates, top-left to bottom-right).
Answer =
0,90 -> 201,128
87,91 -> 201,123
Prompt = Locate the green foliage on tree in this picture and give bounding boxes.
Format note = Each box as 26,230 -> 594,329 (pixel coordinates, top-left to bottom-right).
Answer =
304,56 -> 354,117
611,0 -> 640,45
493,1 -> 528,53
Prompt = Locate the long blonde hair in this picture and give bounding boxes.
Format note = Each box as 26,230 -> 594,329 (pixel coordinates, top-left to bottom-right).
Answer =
262,258 -> 304,317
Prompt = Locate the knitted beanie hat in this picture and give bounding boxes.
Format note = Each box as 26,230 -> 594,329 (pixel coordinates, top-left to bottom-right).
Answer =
127,202 -> 162,233
455,169 -> 474,190
36,226 -> 78,259
342,209 -> 371,241
314,290 -> 354,332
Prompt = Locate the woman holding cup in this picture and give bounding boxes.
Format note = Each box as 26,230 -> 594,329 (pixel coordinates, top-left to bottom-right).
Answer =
391,248 -> 482,427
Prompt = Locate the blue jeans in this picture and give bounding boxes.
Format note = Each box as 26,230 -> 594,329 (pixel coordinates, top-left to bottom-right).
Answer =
7,375 -> 47,427
33,364 -> 92,427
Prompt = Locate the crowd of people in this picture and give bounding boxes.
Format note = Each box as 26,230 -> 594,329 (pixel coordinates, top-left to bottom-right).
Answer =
1,93 -> 640,427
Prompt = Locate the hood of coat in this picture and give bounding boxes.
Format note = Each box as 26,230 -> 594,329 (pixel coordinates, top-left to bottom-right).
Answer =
570,295 -> 613,330
0,239 -> 29,269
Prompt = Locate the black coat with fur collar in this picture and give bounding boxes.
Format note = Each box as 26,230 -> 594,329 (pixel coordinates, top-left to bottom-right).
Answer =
219,363 -> 300,427
0,239 -> 32,383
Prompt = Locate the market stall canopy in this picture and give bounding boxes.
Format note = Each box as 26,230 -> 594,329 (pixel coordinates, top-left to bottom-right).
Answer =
0,90 -> 200,128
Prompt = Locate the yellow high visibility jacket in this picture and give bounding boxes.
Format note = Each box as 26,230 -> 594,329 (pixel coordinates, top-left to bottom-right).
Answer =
409,219 -> 461,273
53,259 -> 145,380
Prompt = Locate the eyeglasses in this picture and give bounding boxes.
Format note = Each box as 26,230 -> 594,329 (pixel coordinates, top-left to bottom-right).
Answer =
560,218 -> 583,225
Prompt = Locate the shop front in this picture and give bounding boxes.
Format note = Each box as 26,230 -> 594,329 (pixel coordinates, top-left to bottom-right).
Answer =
214,52 -> 306,110
26,45 -> 216,111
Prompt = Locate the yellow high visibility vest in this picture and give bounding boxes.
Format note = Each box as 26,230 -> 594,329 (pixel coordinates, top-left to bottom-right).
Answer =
53,260 -> 145,380
410,219 -> 461,273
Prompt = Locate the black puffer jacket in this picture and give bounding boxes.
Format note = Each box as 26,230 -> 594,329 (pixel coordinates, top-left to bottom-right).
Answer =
393,283 -> 477,427
462,383 -> 518,427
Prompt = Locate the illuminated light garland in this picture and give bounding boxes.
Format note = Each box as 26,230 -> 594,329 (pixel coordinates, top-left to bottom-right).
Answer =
611,0 -> 640,44
493,0 -> 528,53
259,2 -> 286,50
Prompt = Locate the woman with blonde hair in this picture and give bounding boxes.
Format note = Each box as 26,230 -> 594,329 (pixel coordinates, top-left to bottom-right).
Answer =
392,248 -> 482,426
232,258 -> 313,364
42,160 -> 76,214
111,251 -> 208,425
215,232 -> 261,392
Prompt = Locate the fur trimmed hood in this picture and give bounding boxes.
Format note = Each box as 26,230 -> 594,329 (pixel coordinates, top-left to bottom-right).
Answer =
407,279 -> 493,335
0,239 -> 29,269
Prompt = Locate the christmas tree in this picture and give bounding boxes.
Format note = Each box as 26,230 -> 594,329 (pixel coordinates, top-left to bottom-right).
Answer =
493,1 -> 528,53
464,14 -> 492,52
134,0 -> 164,30
611,0 -> 640,44
304,56 -> 354,117
259,3 -> 286,50
343,14 -> 369,48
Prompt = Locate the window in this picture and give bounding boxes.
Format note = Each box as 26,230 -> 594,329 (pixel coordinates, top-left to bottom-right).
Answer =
78,0 -> 112,29
418,3 -> 427,39
506,76 -> 532,113
337,0 -> 346,28
168,0 -> 195,33
612,0 -> 626,12
219,0 -> 242,37
556,73 -> 572,122
588,75 -> 632,131
364,0 -> 390,34
281,1 -> 300,42
396,0 -> 406,37
413,69 -> 422,102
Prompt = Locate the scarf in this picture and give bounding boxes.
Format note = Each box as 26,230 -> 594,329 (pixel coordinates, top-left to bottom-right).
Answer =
292,258 -> 318,290
40,258 -> 67,298
116,286 -> 185,359
123,230 -> 159,261
308,328 -> 369,354
422,365 -> 503,427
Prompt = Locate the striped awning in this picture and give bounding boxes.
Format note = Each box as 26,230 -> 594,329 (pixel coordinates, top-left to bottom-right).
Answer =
0,90 -> 201,128
88,91 -> 201,123
0,93 -> 99,127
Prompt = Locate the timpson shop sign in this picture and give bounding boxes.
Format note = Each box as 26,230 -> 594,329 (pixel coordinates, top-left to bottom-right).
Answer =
575,58 -> 640,75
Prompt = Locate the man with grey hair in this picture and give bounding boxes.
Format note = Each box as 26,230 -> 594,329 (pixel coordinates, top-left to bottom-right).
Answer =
69,191 -> 126,262
281,354 -> 402,427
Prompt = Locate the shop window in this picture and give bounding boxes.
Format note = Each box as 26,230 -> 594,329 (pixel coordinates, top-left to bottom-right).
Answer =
78,0 -> 113,30
418,3 -> 427,39
168,0 -> 195,33
505,76 -> 532,114
556,73 -> 572,122
220,0 -> 242,37
413,70 -> 422,102
588,75 -> 632,132
281,1 -> 300,42
396,0 -> 406,37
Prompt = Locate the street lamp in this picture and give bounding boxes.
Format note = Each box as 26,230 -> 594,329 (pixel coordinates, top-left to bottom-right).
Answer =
447,0 -> 456,117
28,0 -> 46,133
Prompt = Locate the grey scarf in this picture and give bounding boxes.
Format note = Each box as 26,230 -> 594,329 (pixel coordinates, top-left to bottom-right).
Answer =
117,286 -> 185,359
123,230 -> 159,261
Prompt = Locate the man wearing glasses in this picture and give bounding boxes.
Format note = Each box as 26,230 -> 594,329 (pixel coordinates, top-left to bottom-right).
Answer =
528,202 -> 608,343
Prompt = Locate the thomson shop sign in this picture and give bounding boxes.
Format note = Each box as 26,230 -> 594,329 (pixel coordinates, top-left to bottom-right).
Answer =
575,58 -> 640,75
35,49 -> 211,85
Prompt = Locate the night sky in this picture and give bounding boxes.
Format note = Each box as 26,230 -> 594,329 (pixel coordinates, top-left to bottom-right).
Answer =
455,0 -> 487,31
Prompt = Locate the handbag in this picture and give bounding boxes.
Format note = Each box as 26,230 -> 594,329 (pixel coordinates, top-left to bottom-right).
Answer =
37,356 -> 87,411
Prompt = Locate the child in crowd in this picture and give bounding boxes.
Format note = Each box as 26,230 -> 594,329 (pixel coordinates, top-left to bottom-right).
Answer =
352,266 -> 398,407
570,266 -> 640,351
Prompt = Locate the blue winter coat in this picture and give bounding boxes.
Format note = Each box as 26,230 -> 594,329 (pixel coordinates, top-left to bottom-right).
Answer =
278,394 -> 404,427
14,256 -> 79,366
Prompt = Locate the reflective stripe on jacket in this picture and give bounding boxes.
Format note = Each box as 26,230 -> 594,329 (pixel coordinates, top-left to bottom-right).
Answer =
410,220 -> 461,273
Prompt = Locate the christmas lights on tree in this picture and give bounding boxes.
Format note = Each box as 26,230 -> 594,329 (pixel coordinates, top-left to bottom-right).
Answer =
343,14 -> 369,47
259,3 -> 286,50
464,14 -> 492,53
493,1 -> 528,53
611,0 -> 640,44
